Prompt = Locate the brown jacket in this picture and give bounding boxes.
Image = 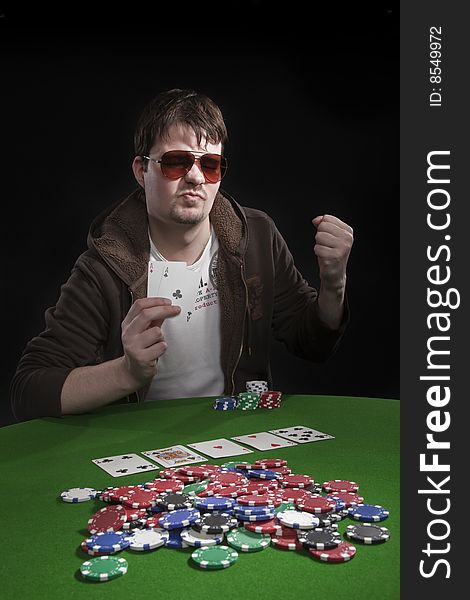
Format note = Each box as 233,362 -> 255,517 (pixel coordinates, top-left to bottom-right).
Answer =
10,188 -> 349,421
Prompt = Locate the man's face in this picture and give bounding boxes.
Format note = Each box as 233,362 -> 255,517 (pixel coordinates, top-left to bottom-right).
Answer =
135,123 -> 222,227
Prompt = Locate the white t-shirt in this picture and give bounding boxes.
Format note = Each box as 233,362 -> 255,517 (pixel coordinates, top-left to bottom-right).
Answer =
145,225 -> 225,401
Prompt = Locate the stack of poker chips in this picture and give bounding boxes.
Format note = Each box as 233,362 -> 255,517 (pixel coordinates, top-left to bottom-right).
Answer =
236,392 -> 260,410
213,396 -> 238,411
258,390 -> 282,409
62,459 -> 392,580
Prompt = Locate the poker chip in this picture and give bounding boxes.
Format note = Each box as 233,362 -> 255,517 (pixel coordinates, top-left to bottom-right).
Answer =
275,488 -> 312,503
182,480 -> 210,496
255,459 -> 287,468
244,516 -> 282,534
191,545 -> 239,570
348,504 -> 390,522
281,474 -> 313,488
80,540 -> 109,556
126,527 -> 169,551
277,510 -> 320,529
60,487 -> 97,503
155,492 -> 194,511
309,541 -> 357,563
164,527 -> 190,549
123,507 -> 147,521
80,556 -> 128,581
325,496 -> 347,511
209,472 -> 248,486
345,523 -> 390,544
121,488 -> 158,509
275,501 -> 297,513
85,531 -> 130,553
236,495 -> 275,506
178,465 -> 219,477
158,508 -> 201,530
233,504 -> 276,516
322,479 -> 359,493
271,525 -> 304,551
144,479 -> 185,494
180,529 -> 224,547
194,496 -> 236,511
87,505 -> 127,534
193,513 -> 238,533
236,511 -> 276,522
297,527 -> 341,550
326,491 -> 364,507
246,469 -> 280,480
226,528 -> 271,552
295,495 -> 337,514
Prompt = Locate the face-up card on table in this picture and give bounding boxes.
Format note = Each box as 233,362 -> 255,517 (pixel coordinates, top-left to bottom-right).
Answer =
188,438 -> 254,458
269,425 -> 335,443
92,453 -> 160,477
141,445 -> 207,468
147,260 -> 200,325
231,431 -> 297,451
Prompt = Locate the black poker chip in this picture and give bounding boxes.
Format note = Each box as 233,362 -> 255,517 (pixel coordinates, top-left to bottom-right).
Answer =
345,523 -> 390,544
155,493 -> 194,511
297,527 -> 341,550
192,513 -> 238,534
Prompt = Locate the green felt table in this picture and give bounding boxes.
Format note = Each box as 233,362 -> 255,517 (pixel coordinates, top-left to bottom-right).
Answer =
0,395 -> 399,599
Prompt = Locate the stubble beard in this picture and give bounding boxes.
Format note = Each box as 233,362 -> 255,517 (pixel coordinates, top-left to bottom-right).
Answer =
169,202 -> 207,226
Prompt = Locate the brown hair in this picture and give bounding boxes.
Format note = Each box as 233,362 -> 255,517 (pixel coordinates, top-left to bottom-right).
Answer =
134,88 -> 228,158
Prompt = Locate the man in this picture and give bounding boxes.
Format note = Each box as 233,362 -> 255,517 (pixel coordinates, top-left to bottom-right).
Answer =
10,88 -> 353,422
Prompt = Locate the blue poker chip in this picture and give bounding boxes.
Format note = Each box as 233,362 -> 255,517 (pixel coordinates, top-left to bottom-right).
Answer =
348,504 -> 390,522
236,511 -> 276,522
194,497 -> 236,511
233,504 -> 276,516
84,531 -> 130,553
164,527 -> 191,549
158,508 -> 201,530
326,495 -> 347,511
246,469 -> 280,480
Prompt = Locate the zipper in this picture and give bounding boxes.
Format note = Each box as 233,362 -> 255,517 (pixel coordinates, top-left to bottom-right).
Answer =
230,261 -> 250,395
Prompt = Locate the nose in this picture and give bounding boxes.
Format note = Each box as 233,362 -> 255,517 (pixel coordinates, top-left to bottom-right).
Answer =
184,158 -> 206,185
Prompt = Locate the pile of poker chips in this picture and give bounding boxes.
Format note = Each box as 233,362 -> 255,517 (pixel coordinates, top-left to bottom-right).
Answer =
61,458 -> 391,581
213,380 -> 283,411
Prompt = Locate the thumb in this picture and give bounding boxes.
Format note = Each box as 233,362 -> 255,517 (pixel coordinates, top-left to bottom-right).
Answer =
312,215 -> 324,228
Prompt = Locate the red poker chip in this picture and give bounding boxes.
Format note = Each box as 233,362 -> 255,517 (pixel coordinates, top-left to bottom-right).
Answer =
295,495 -> 337,514
242,483 -> 270,495
160,468 -> 199,482
244,518 -> 283,536
121,488 -> 158,509
87,504 -> 127,534
209,472 -> 248,486
309,541 -> 357,563
271,525 -> 303,551
323,480 -> 359,493
280,474 -> 313,488
268,466 -> 292,476
212,485 -> 249,498
177,464 -> 219,477
144,479 -> 185,494
275,488 -> 313,503
123,507 -> 147,521
255,459 -> 287,468
326,491 -> 364,507
237,494 -> 275,506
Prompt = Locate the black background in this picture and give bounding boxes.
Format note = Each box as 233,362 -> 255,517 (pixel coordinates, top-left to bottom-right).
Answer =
0,3 -> 399,426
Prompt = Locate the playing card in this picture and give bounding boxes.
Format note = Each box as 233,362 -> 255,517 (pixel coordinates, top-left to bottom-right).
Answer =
188,438 -> 253,458
148,261 -> 200,325
231,431 -> 297,451
92,453 -> 160,477
141,445 -> 207,468
269,425 -> 335,443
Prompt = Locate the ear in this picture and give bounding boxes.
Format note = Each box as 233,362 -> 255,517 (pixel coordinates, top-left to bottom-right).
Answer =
132,156 -> 145,188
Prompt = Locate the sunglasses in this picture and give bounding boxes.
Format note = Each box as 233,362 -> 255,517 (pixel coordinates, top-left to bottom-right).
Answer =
143,150 -> 228,183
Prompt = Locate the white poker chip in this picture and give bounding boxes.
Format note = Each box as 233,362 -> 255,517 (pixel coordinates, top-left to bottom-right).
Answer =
126,528 -> 169,551
277,510 -> 320,529
60,487 -> 97,503
246,380 -> 268,392
180,529 -> 224,547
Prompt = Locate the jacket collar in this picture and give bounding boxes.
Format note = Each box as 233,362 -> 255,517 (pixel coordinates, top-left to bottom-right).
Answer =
88,188 -> 247,298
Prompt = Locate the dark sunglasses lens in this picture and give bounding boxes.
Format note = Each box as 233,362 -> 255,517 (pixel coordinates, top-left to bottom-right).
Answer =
160,151 -> 194,179
201,154 -> 227,183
